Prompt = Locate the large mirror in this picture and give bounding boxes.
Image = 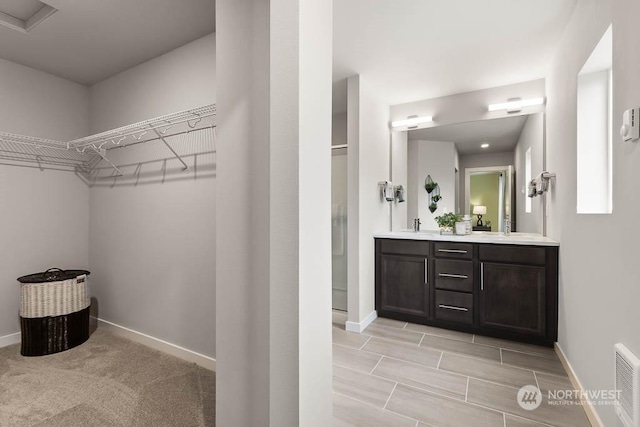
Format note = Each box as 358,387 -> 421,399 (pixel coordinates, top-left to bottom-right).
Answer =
401,113 -> 545,234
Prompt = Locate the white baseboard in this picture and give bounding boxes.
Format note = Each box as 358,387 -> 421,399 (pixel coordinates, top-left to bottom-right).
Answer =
0,332 -> 20,348
554,343 -> 603,427
93,317 -> 216,371
345,310 -> 377,333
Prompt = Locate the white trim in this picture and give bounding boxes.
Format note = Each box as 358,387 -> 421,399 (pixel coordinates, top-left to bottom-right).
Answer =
93,317 -> 215,371
555,342 -> 603,427
345,310 -> 377,333
0,332 -> 20,348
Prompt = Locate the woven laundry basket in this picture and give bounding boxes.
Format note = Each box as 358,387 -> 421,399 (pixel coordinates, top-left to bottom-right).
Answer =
17,268 -> 91,356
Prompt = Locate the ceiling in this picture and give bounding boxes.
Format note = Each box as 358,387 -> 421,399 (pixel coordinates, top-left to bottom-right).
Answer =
333,0 -> 577,113
0,0 -> 214,85
408,115 -> 529,155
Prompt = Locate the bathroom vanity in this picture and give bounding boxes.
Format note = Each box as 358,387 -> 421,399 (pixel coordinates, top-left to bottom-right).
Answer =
374,232 -> 559,347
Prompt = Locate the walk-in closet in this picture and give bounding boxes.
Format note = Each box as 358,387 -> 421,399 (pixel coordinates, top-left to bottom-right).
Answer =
0,1 -> 216,424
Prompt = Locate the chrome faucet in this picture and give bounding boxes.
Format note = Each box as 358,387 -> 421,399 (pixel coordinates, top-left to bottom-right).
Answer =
412,218 -> 421,232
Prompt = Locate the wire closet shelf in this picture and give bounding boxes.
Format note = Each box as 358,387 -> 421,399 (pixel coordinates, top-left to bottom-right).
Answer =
0,104 -> 216,177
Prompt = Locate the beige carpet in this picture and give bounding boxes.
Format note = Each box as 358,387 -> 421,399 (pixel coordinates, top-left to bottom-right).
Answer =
0,329 -> 215,427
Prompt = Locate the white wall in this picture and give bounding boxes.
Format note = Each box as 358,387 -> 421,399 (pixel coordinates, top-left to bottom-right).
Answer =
0,59 -> 90,338
347,75 -> 391,326
0,57 -> 89,140
407,140 -> 456,230
545,0 -> 640,424
89,33 -> 216,133
332,112 -> 347,146
217,0 -> 333,424
87,34 -> 216,357
458,151 -> 515,212
513,113 -> 544,233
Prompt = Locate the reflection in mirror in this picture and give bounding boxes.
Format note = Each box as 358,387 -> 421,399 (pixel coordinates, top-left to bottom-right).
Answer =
402,113 -> 545,234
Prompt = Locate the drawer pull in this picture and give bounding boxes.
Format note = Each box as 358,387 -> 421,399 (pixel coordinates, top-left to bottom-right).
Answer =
438,249 -> 468,254
438,304 -> 469,312
438,273 -> 468,279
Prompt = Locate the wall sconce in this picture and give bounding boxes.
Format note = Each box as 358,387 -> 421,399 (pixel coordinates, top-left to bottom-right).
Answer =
391,115 -> 433,130
394,185 -> 405,203
528,172 -> 556,197
378,181 -> 395,202
488,97 -> 545,113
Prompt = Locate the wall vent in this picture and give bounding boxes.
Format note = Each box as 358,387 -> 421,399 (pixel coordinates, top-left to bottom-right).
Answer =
615,343 -> 640,427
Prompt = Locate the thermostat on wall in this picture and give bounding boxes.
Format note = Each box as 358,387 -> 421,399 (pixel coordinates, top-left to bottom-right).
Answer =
620,107 -> 640,142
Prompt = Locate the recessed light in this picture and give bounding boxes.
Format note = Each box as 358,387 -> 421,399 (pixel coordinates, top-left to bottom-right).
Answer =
481,143 -> 490,149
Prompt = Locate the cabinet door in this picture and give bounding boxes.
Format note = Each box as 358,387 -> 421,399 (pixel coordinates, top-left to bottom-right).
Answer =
378,254 -> 429,318
480,262 -> 546,337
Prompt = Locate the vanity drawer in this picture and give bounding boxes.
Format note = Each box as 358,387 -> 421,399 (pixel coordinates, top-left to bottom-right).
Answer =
434,259 -> 473,292
479,244 -> 546,266
434,242 -> 473,259
379,239 -> 430,256
435,290 -> 473,325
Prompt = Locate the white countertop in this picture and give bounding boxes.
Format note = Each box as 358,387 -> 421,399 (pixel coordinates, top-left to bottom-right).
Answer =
373,230 -> 559,247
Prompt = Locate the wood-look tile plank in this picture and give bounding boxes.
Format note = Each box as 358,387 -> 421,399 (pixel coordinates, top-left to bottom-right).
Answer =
333,365 -> 396,408
372,317 -> 408,330
362,323 -> 424,345
473,336 -> 558,359
372,357 -> 467,400
420,334 -> 501,362
333,393 -> 417,427
439,353 -> 536,389
467,378 -> 591,427
386,384 -> 504,427
333,344 -> 381,373
535,372 -> 579,402
362,337 -> 441,368
405,323 -> 474,342
332,327 -> 371,349
502,350 -> 567,377
505,414 -> 553,427
332,310 -> 348,329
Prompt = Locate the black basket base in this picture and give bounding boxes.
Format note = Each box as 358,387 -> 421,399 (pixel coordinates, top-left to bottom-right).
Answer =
20,306 -> 91,357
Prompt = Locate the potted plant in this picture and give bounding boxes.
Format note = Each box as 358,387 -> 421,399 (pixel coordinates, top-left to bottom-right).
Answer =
424,175 -> 438,193
434,212 -> 463,235
431,194 -> 442,203
429,202 -> 438,213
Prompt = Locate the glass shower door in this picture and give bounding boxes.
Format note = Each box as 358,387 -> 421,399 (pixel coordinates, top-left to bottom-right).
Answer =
331,148 -> 347,311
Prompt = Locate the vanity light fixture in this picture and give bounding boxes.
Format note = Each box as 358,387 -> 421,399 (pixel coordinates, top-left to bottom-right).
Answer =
488,97 -> 545,113
391,115 -> 433,129
481,143 -> 490,149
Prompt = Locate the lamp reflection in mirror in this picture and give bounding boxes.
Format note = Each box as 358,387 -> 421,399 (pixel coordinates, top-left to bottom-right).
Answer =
473,205 -> 487,226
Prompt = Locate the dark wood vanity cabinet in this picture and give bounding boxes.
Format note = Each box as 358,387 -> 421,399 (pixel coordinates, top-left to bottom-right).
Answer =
375,238 -> 558,346
478,244 -> 558,342
376,240 -> 430,322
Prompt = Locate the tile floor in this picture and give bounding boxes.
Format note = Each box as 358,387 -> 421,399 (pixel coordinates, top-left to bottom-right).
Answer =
332,311 -> 591,427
